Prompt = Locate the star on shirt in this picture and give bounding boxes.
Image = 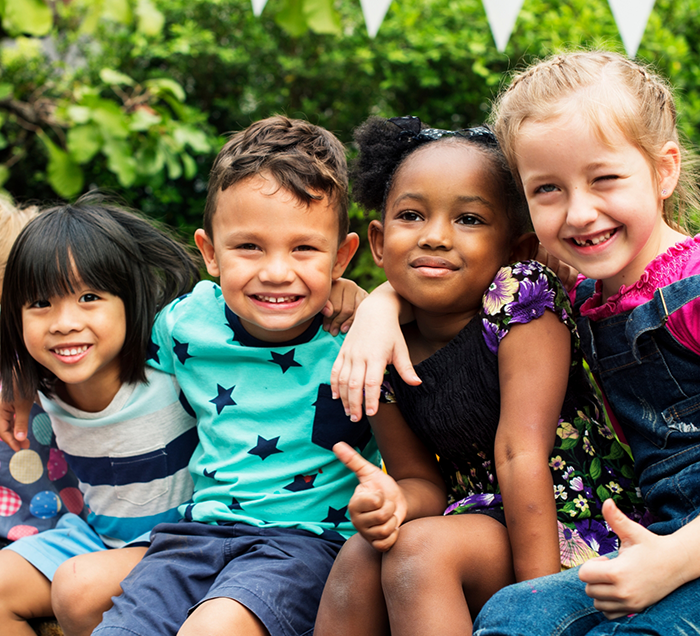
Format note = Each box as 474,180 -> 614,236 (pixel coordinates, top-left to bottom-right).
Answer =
146,340 -> 160,364
183,503 -> 195,521
269,349 -> 302,374
323,505 -> 349,527
173,338 -> 193,364
203,468 -> 217,479
284,473 -> 317,492
210,384 -> 236,415
228,497 -> 243,510
248,435 -> 283,460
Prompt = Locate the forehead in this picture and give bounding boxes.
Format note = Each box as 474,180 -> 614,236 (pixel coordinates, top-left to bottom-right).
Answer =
213,174 -> 340,240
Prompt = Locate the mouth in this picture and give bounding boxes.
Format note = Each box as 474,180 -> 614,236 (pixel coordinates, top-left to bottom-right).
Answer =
570,228 -> 617,248
52,345 -> 89,356
251,294 -> 303,304
410,257 -> 459,270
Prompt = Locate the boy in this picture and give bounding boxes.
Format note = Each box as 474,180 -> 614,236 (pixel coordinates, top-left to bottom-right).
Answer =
92,116 -> 379,636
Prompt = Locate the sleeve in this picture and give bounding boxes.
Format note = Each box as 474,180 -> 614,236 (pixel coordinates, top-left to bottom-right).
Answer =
146,298 -> 184,375
481,260 -> 575,355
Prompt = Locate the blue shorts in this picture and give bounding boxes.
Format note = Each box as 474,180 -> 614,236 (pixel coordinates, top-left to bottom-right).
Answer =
3,513 -> 106,580
93,521 -> 345,636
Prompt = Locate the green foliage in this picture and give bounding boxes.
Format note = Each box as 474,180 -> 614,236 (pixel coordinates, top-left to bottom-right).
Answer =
1,0 -> 699,289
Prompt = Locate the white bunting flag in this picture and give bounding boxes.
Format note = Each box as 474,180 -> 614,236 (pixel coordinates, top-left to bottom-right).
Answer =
482,0 -> 525,52
360,0 -> 393,38
608,0 -> 655,57
251,0 -> 267,17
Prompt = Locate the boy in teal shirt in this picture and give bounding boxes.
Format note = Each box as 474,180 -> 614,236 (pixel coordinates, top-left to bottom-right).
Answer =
94,116 -> 380,636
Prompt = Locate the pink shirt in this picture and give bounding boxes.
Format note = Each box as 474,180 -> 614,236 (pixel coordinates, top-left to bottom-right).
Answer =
574,234 -> 700,357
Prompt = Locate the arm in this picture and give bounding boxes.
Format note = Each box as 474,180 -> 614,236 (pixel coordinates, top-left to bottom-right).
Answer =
534,244 -> 579,292
331,281 -> 420,422
335,402 -> 446,552
579,499 -> 700,618
495,309 -> 571,581
322,277 -> 368,336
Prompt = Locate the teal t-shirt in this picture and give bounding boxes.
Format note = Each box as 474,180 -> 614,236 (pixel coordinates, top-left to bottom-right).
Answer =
147,281 -> 379,540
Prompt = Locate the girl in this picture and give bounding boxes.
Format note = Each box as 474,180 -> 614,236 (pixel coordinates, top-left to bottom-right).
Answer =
314,116 -> 644,636
0,194 -> 201,636
472,50 -> 700,636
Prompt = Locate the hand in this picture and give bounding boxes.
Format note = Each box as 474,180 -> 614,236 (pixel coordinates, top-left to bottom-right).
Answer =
334,441 -> 407,552
322,278 -> 368,336
534,243 -> 579,291
0,396 -> 33,451
331,285 -> 420,422
579,499 -> 687,618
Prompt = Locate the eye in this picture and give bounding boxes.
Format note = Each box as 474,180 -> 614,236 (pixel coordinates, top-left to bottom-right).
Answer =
28,299 -> 50,309
79,293 -> 101,303
535,184 -> 559,194
595,174 -> 619,183
456,215 -> 483,226
396,210 -> 422,222
294,245 -> 317,252
236,243 -> 260,251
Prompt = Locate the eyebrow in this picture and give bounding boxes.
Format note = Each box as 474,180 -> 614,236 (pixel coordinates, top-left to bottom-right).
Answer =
391,192 -> 493,208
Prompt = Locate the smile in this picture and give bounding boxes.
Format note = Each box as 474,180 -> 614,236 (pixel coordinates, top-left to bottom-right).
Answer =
571,228 -> 617,247
410,257 -> 458,270
52,345 -> 89,356
253,294 -> 301,304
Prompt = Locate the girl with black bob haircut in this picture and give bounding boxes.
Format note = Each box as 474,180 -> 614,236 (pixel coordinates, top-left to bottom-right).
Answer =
0,192 -> 199,401
316,116 -> 645,636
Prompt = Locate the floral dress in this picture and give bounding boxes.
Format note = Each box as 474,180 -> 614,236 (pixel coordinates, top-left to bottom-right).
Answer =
382,260 -> 647,568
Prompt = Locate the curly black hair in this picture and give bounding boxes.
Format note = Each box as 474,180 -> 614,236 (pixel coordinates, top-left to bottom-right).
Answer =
350,116 -> 529,238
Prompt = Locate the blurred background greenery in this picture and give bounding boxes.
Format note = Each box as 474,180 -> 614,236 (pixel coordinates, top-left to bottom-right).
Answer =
1,0 -> 699,290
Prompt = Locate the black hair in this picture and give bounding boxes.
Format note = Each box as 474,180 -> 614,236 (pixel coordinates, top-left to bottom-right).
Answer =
0,193 -> 200,401
350,116 -> 529,239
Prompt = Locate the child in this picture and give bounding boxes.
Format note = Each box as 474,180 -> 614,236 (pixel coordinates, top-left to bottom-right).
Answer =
0,194 -> 201,636
314,115 -> 645,636
88,115 -> 406,636
470,50 -> 700,635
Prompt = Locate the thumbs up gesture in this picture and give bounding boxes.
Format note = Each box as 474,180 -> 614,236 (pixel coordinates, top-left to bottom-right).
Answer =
334,441 -> 408,552
578,499 -> 691,618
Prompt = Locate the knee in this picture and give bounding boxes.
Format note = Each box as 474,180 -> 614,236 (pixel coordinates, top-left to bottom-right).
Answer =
52,557 -> 95,628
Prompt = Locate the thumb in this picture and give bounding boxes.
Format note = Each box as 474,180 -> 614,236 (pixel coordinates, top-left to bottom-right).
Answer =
334,441 -> 382,484
603,498 -> 646,549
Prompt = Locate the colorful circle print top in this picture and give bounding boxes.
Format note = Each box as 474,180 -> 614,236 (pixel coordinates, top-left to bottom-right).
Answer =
382,260 -> 648,568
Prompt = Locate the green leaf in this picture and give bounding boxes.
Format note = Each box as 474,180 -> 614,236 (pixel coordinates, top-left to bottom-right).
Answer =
129,107 -> 162,131
0,83 -> 13,100
67,106 -> 92,124
621,464 -> 635,479
135,142 -> 165,176
559,437 -> 579,451
276,0 -> 307,37
0,164 -> 9,189
173,125 -> 211,153
181,152 -> 197,180
99,68 -> 135,87
304,0 -> 341,35
589,457 -> 602,481
38,132 -> 84,199
87,100 -> 130,139
136,0 -> 164,36
101,0 -> 132,24
145,78 -> 186,102
163,147 -> 182,180
2,0 -> 52,36
66,124 -> 102,164
0,132 -> 6,150
102,139 -> 137,187
596,485 -> 612,502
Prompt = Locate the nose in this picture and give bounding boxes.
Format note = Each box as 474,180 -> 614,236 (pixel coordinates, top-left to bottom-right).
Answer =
418,216 -> 452,250
49,299 -> 84,334
258,252 -> 295,284
565,189 -> 598,229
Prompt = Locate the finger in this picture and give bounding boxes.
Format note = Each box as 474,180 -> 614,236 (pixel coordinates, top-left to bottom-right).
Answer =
330,350 -> 346,400
371,520 -> 401,552
579,556 -> 616,586
334,442 -> 382,483
13,400 -> 32,445
392,341 -> 421,387
349,486 -> 385,515
346,363 -> 367,423
362,360 -> 387,417
339,288 -> 368,334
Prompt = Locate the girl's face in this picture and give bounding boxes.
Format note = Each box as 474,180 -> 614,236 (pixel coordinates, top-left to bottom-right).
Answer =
22,281 -> 126,411
516,113 -> 680,299
370,143 -> 513,318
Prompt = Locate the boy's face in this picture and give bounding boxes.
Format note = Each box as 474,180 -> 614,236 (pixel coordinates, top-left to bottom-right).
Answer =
195,174 -> 357,343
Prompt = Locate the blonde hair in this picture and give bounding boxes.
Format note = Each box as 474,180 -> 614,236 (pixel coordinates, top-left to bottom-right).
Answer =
491,50 -> 700,231
0,197 -> 39,296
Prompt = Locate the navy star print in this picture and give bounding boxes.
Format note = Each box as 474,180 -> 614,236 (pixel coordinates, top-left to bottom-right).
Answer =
323,505 -> 349,527
248,435 -> 283,460
284,474 -> 317,492
146,340 -> 160,364
210,384 -> 236,414
173,338 -> 193,364
203,468 -> 217,479
269,349 -> 302,374
228,497 -> 243,510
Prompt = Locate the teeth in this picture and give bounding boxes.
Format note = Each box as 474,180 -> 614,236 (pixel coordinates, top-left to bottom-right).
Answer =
256,295 -> 297,303
572,230 -> 614,247
54,345 -> 88,356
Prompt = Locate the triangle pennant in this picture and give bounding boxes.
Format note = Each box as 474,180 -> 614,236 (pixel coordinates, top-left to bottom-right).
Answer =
251,0 -> 268,17
360,0 -> 393,38
608,0 -> 655,57
482,0 -> 525,52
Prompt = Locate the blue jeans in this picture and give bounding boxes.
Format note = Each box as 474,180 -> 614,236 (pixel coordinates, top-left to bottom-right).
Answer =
473,558 -> 700,635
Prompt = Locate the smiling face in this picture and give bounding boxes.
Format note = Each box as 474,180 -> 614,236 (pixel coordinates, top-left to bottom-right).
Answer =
195,173 -> 357,343
516,112 -> 682,299
22,284 -> 126,411
370,142 -> 514,323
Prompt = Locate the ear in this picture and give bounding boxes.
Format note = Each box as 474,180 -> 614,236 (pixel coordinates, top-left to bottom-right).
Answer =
509,231 -> 539,263
194,228 -> 221,278
657,141 -> 681,199
331,232 -> 360,280
367,220 -> 386,268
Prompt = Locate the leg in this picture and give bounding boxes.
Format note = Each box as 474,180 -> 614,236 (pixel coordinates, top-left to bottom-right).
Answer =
315,533 -> 388,636
179,598 -> 268,636
0,550 -> 53,636
382,514 -> 515,636
52,546 -> 148,636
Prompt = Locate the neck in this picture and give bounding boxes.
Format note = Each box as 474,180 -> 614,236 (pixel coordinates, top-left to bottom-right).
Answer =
57,375 -> 122,413
409,307 -> 477,364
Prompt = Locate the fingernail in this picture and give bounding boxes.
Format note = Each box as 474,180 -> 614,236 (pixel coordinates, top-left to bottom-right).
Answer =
332,392 -> 338,400
16,432 -> 26,440
350,414 -> 358,422
341,324 -> 349,333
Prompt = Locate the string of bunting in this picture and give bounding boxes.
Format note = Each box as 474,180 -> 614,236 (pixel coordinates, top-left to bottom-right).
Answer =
250,0 -> 656,57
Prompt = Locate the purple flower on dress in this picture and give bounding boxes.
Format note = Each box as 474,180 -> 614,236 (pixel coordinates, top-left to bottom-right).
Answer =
482,318 -> 506,355
574,518 -> 618,556
570,476 -> 584,491
512,261 -> 536,276
508,275 -> 555,325
483,267 -> 519,315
